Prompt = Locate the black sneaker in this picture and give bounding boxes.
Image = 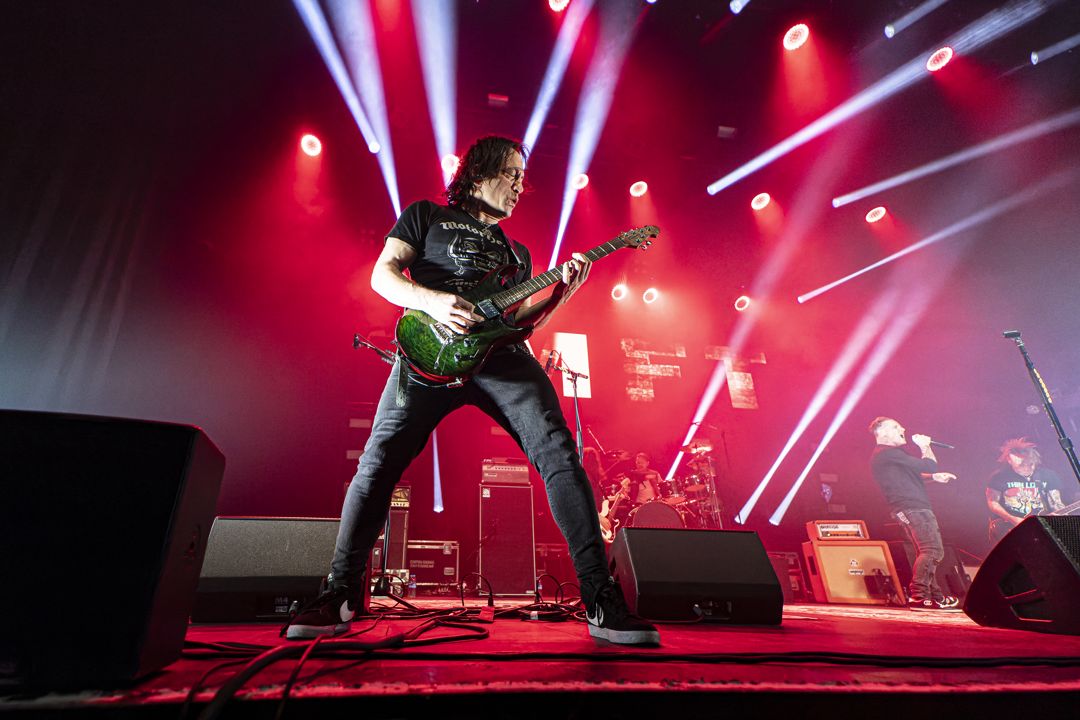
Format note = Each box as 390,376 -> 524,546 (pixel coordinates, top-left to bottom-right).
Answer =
585,580 -> 660,645
285,584 -> 356,640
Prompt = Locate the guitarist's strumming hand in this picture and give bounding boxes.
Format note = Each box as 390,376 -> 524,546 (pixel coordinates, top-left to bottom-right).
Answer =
424,291 -> 483,334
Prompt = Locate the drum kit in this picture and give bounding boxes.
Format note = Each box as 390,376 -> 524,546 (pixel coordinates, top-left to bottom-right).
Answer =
599,439 -> 724,539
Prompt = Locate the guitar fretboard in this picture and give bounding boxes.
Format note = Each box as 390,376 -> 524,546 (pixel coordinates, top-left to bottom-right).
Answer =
490,239 -> 627,311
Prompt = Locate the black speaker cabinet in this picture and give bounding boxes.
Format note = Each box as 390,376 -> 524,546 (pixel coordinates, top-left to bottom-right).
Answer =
611,528 -> 783,624
193,517 -> 345,623
0,410 -> 224,688
964,516 -> 1080,635
479,482 -> 536,596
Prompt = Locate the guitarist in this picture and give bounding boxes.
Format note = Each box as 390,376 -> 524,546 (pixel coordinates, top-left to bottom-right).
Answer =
285,136 -> 658,646
986,438 -> 1074,544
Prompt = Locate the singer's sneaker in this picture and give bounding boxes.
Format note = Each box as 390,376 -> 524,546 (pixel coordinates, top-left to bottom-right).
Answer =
285,583 -> 356,640
585,580 -> 660,645
908,595 -> 962,612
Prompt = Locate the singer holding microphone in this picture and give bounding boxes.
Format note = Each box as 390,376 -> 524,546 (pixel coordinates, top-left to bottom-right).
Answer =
868,417 -> 960,611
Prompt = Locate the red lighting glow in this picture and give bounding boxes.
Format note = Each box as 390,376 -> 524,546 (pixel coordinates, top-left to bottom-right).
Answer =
629,181 -> 649,198
611,283 -> 628,301
926,46 -> 954,72
441,153 -> 460,175
642,288 -> 659,304
783,24 -> 810,51
300,134 -> 322,157
549,0 -> 570,12
865,206 -> 887,223
734,295 -> 751,312
571,173 -> 590,190
751,192 -> 771,211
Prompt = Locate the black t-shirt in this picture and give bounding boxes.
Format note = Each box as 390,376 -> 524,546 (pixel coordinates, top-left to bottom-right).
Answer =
986,466 -> 1065,519
386,200 -> 531,295
869,445 -> 938,512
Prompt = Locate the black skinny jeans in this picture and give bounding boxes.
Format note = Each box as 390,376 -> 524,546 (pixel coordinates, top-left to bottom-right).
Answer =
331,348 -> 609,601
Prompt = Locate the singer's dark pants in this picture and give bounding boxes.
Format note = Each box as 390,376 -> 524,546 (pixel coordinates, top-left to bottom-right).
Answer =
892,508 -> 945,601
330,347 -> 609,602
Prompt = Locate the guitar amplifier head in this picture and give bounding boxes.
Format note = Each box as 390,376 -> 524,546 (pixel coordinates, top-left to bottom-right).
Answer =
806,519 -> 870,541
482,458 -> 530,485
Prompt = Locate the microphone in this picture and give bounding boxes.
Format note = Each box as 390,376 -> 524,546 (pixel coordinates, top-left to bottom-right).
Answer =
1002,330 -> 1021,339
543,350 -> 557,374
912,433 -> 954,450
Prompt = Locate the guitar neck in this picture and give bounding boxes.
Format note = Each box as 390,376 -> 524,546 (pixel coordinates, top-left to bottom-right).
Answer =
1051,497 -> 1080,516
489,239 -> 628,312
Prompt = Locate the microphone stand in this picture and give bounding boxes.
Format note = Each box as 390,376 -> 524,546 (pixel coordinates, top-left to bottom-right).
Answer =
557,358 -> 590,459
1004,330 -> 1080,487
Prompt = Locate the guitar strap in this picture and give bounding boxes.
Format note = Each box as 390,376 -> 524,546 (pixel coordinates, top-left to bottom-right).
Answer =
395,350 -> 408,407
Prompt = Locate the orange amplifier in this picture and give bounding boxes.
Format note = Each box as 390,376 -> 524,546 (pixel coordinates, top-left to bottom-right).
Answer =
801,519 -> 905,605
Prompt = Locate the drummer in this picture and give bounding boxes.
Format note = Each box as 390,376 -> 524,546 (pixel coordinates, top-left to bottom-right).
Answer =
626,452 -> 660,506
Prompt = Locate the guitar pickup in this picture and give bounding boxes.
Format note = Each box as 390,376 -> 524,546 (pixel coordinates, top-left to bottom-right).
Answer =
475,299 -> 500,320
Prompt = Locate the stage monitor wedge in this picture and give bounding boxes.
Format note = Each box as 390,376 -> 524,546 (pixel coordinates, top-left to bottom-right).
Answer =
964,516 -> 1080,635
0,410 -> 225,688
611,528 -> 782,624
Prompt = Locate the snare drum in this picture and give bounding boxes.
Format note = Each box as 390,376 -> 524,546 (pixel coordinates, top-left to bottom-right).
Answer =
626,500 -> 689,529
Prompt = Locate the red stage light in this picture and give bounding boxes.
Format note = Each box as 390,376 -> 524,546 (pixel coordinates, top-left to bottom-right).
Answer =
642,288 -> 659,304
926,46 -> 954,72
865,206 -> 887,223
549,0 -> 570,12
441,153 -> 460,175
734,295 -> 751,312
300,134 -> 322,157
571,173 -> 590,190
751,192 -> 771,211
611,283 -> 628,301
783,24 -> 810,51
629,181 -> 649,197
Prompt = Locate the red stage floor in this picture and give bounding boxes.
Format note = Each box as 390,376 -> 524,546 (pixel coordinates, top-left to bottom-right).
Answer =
4,600 -> 1080,718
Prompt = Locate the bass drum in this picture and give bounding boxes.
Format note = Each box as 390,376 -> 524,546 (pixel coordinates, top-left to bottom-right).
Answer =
626,500 -> 689,529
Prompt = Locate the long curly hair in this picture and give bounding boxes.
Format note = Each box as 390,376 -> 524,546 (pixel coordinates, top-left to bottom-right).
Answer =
445,136 -> 528,206
998,437 -> 1041,464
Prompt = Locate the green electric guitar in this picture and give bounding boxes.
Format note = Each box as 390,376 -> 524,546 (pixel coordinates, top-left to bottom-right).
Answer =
394,225 -> 659,386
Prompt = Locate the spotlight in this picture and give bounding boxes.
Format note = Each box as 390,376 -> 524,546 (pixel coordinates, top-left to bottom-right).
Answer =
629,181 -> 649,197
926,46 -> 953,72
884,24 -> 896,39
730,0 -> 750,14
571,172 -> 590,190
300,134 -> 322,157
865,206 -> 887,223
783,23 -> 809,51
750,192 -> 771,211
642,288 -> 659,304
611,283 -> 628,301
441,153 -> 460,176
734,295 -> 751,312
549,0 -> 570,11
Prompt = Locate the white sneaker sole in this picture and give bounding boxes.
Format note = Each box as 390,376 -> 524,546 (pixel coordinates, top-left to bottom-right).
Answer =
286,621 -> 350,640
588,623 -> 660,645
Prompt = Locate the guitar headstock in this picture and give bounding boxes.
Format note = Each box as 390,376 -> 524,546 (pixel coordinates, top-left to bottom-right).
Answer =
617,225 -> 659,250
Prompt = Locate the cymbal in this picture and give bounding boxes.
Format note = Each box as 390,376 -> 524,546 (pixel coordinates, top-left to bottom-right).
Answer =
680,443 -> 712,454
682,484 -> 708,494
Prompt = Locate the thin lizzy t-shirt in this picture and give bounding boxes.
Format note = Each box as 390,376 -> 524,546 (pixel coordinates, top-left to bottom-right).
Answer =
986,466 -> 1065,519
386,200 -> 531,295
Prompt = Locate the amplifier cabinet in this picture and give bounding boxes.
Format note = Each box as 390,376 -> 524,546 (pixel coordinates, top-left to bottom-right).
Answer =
406,540 -> 460,588
479,482 -> 536,596
801,540 -> 906,605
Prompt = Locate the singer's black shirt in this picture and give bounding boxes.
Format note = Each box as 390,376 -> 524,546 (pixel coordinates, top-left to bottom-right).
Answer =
870,445 -> 938,512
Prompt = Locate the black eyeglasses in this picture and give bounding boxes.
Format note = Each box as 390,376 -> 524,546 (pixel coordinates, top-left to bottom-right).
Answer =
500,167 -> 526,185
